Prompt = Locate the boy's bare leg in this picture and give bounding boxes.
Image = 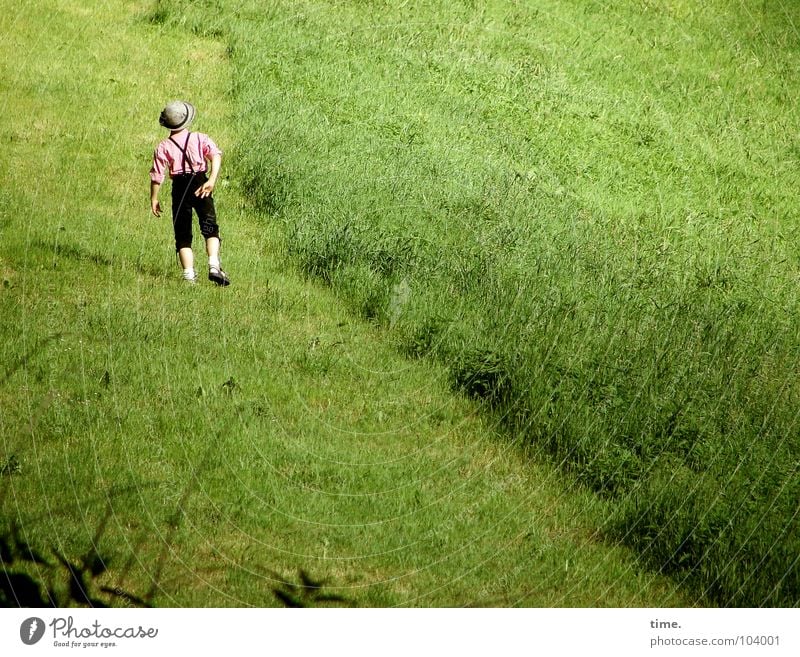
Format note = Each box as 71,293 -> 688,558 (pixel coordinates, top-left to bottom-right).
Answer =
177,247 -> 196,281
205,237 -> 220,267
178,247 -> 194,270
205,236 -> 230,285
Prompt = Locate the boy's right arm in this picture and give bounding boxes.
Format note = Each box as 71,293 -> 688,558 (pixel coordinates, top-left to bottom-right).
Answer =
150,181 -> 162,217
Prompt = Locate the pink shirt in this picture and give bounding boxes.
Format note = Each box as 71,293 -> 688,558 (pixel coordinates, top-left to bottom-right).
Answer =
150,129 -> 222,184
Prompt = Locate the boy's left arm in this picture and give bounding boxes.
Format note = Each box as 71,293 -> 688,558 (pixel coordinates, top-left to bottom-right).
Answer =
195,153 -> 221,199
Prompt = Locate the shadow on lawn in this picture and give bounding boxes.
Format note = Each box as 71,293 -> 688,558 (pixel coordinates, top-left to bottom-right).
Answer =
1,447 -> 353,608
29,239 -> 168,281
0,512 -> 149,608
0,513 -> 355,608
1,336 -> 353,608
265,569 -> 352,608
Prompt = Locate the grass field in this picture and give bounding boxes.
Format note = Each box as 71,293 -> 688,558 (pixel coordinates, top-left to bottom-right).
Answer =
0,0 -> 701,607
142,0 -> 800,606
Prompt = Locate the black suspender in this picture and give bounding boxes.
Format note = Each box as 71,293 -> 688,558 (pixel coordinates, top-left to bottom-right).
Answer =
169,132 -> 195,175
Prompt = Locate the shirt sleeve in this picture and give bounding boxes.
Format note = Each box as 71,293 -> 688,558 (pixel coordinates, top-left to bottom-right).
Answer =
201,134 -> 222,160
150,143 -> 168,184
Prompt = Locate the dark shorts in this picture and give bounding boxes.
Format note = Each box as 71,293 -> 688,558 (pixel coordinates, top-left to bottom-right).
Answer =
171,172 -> 220,251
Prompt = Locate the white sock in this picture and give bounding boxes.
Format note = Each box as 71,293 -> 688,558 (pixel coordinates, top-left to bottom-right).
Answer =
208,256 -> 220,270
183,268 -> 196,280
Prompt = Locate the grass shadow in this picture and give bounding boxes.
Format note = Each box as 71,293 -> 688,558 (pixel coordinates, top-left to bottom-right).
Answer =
29,239 -> 168,281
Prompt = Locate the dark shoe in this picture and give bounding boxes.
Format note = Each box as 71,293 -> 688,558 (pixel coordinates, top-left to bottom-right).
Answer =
208,266 -> 230,286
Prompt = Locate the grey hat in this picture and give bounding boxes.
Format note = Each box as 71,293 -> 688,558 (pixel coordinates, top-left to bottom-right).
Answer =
159,100 -> 196,130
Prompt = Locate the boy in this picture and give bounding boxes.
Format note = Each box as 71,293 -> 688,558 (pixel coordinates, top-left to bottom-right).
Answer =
150,100 -> 230,286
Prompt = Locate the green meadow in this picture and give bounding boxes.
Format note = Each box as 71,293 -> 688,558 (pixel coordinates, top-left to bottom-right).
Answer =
1,0 -> 797,607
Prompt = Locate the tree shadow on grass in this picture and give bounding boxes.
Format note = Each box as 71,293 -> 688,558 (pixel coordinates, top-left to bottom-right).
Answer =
265,569 -> 353,608
0,514 -> 148,608
1,340 -> 355,608
1,444 -> 356,608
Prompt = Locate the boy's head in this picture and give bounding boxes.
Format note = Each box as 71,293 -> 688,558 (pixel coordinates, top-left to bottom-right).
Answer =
159,100 -> 195,131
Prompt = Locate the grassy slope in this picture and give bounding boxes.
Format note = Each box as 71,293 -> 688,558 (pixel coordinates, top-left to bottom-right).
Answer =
0,0 -> 692,606
157,0 -> 800,606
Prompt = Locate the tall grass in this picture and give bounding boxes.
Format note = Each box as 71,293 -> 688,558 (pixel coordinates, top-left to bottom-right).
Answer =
150,0 -> 800,605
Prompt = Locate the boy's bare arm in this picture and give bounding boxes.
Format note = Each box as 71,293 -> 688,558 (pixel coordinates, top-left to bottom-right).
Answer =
195,153 -> 222,198
150,181 -> 162,216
